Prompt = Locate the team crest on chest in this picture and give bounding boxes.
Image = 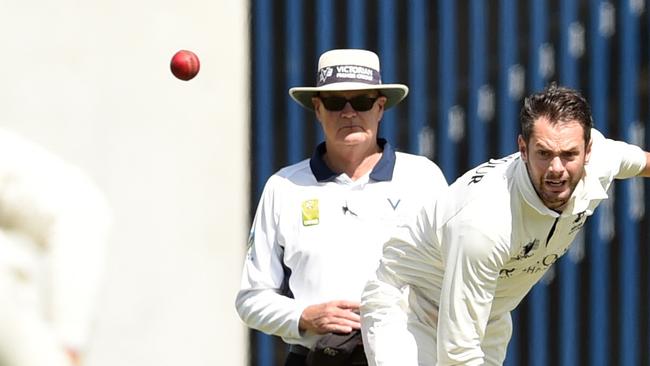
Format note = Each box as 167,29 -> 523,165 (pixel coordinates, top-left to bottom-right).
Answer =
569,211 -> 587,235
302,199 -> 320,226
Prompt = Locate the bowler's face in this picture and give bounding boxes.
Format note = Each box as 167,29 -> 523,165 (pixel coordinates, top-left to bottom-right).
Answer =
518,117 -> 592,212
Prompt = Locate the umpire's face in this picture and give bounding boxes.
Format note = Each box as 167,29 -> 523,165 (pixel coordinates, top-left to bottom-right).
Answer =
312,90 -> 386,150
518,116 -> 592,212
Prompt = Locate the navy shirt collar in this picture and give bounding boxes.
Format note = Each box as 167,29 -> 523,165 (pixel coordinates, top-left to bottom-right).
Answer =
309,138 -> 396,182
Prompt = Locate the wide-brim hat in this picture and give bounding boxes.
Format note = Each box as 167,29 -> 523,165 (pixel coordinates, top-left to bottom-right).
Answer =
289,49 -> 409,111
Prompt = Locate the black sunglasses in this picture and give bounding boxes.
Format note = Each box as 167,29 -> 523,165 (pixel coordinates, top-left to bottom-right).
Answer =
319,95 -> 379,112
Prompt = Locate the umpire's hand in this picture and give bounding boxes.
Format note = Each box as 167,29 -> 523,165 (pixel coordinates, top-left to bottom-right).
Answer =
299,300 -> 360,334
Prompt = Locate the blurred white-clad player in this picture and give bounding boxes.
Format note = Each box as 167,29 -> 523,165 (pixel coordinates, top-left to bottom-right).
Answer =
0,128 -> 111,366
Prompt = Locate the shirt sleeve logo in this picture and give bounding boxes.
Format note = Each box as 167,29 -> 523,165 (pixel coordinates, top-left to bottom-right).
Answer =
302,199 -> 320,226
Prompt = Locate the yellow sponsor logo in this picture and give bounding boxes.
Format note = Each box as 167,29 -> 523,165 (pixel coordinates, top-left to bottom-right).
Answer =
302,199 -> 320,226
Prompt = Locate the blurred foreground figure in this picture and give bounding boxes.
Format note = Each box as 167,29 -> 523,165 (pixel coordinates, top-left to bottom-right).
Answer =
0,128 -> 111,366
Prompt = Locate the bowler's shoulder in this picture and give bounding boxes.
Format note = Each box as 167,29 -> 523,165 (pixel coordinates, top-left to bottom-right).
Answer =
455,153 -> 518,189
446,153 -> 518,211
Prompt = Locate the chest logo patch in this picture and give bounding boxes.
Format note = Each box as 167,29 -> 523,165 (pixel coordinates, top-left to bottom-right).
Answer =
302,199 -> 320,226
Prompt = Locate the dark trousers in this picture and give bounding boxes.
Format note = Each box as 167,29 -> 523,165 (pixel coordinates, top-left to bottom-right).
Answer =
284,348 -> 367,366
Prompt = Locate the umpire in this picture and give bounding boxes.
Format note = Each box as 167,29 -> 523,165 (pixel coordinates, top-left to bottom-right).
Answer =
235,49 -> 448,365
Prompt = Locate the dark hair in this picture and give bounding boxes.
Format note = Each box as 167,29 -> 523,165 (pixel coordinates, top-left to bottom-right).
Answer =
520,83 -> 593,144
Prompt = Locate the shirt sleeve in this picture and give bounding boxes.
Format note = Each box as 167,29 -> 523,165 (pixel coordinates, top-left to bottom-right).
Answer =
235,176 -> 304,339
436,210 -> 511,366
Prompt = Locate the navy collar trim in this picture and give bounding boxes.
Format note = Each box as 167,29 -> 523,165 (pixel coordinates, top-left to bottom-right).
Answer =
309,138 -> 396,182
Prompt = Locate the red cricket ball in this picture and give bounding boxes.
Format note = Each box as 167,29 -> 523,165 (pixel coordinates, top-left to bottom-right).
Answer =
170,50 -> 200,81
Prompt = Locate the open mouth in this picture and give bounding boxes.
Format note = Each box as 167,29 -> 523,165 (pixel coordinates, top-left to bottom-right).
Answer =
544,179 -> 567,191
545,179 -> 564,186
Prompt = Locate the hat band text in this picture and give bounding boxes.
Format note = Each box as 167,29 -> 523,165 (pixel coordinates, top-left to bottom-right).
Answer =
317,64 -> 382,86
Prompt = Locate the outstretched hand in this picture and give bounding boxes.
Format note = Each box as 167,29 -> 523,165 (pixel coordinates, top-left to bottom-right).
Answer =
299,300 -> 361,334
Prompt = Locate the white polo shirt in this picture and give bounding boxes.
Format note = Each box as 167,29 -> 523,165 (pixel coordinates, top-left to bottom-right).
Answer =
361,129 -> 647,366
236,139 -> 448,349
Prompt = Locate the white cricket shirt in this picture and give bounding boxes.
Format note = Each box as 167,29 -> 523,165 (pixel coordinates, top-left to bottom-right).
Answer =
361,129 -> 647,365
236,139 -> 448,349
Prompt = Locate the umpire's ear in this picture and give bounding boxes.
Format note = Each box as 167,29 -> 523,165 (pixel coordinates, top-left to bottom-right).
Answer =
312,97 -> 324,123
517,135 -> 528,162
